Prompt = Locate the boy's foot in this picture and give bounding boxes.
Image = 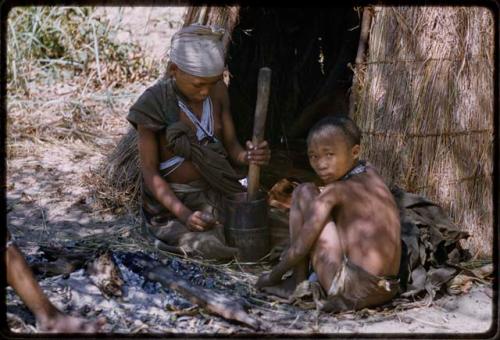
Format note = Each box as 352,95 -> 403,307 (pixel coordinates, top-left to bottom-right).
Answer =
37,312 -> 106,333
261,276 -> 297,299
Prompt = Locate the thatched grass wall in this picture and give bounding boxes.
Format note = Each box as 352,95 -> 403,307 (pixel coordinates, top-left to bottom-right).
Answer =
351,7 -> 494,257
184,6 -> 240,50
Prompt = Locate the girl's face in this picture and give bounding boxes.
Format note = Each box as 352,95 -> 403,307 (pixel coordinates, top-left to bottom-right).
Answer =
170,64 -> 222,104
307,127 -> 360,184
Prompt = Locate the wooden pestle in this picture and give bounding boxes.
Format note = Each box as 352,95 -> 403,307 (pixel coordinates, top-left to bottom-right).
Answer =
247,67 -> 272,202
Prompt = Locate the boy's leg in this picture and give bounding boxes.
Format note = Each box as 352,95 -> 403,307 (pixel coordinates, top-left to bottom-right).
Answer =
289,183 -> 321,282
311,222 -> 399,312
311,225 -> 399,312
310,220 -> 344,294
6,242 -> 104,332
262,183 -> 320,298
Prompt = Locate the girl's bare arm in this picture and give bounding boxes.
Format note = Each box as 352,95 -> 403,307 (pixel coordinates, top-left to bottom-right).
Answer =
218,82 -> 270,166
137,125 -> 212,231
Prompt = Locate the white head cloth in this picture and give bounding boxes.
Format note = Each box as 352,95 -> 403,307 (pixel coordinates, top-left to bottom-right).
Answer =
169,24 -> 225,77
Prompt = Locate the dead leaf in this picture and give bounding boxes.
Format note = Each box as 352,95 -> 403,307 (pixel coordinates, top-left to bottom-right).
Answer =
20,192 -> 34,203
446,274 -> 474,295
471,264 -> 493,279
268,178 -> 299,210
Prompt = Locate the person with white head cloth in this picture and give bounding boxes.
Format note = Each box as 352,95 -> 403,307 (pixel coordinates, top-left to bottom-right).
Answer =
127,24 -> 271,260
169,23 -> 226,77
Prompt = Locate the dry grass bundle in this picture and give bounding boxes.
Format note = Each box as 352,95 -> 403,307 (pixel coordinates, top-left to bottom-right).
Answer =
351,7 -> 494,257
88,128 -> 141,213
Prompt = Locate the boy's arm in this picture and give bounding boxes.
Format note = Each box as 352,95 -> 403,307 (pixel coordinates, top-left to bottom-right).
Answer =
257,186 -> 342,287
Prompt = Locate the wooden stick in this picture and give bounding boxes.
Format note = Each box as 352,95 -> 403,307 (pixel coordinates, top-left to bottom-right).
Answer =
136,258 -> 264,330
247,67 -> 272,201
349,7 -> 373,116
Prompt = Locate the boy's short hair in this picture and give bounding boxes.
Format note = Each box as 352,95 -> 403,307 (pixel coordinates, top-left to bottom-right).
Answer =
307,115 -> 362,147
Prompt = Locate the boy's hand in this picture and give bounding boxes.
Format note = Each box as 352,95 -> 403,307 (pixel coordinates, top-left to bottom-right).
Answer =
245,140 -> 271,166
255,271 -> 278,289
185,211 -> 216,232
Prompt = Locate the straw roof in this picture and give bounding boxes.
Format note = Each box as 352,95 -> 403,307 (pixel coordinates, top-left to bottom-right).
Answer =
351,7 -> 494,257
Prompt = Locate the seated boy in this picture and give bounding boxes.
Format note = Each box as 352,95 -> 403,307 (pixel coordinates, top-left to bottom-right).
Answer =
5,231 -> 105,332
256,115 -> 401,312
127,24 -> 270,260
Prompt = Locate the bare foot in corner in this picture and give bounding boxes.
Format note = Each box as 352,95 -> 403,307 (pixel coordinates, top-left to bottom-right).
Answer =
37,311 -> 106,333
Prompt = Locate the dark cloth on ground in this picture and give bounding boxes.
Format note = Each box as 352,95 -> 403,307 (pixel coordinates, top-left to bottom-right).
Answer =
392,187 -> 470,300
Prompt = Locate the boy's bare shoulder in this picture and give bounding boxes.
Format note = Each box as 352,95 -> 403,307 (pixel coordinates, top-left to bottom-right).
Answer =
364,164 -> 388,184
359,166 -> 396,202
316,181 -> 348,205
319,166 -> 387,200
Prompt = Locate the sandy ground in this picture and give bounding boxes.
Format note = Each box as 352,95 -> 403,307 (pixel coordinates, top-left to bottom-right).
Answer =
5,6 -> 496,337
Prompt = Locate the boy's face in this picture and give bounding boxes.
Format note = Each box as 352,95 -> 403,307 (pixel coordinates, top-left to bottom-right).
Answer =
171,65 -> 222,104
307,127 -> 360,184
